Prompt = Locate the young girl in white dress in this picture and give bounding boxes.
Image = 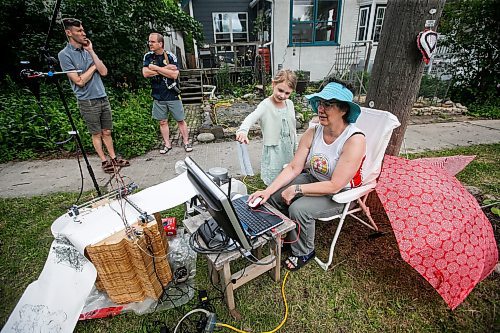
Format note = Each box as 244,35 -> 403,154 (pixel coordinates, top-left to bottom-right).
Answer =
236,70 -> 298,185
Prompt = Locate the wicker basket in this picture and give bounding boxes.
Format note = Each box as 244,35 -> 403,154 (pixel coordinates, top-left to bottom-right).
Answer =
86,216 -> 172,304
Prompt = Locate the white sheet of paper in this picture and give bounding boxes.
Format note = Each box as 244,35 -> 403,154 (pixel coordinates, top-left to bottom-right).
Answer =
129,171 -> 197,214
2,239 -> 97,333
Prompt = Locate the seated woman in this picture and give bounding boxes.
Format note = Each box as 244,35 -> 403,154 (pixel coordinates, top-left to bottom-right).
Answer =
248,79 -> 366,271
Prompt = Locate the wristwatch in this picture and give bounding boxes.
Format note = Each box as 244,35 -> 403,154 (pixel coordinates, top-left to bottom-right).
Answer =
294,184 -> 303,196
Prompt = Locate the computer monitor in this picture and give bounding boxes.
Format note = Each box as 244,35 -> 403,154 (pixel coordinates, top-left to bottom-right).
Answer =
184,157 -> 252,250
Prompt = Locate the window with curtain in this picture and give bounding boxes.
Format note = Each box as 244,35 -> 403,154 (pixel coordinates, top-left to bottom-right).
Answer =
356,6 -> 371,41
372,5 -> 386,42
213,12 -> 249,51
290,0 -> 340,45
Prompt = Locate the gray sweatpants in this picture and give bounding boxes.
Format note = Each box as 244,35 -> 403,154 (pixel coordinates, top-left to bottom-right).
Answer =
268,173 -> 345,257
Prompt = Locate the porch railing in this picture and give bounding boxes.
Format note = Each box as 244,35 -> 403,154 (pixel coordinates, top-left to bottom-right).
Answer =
198,42 -> 261,70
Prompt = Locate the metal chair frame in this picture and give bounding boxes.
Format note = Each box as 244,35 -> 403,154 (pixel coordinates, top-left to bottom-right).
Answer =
314,107 -> 400,271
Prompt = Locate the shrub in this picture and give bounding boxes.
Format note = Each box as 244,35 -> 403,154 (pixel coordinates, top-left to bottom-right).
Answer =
467,100 -> 500,119
418,74 -> 452,99
264,84 -> 273,97
0,79 -> 159,162
237,68 -> 255,86
0,77 -> 84,162
215,64 -> 232,94
110,89 -> 159,157
440,0 -> 499,114
290,93 -> 313,123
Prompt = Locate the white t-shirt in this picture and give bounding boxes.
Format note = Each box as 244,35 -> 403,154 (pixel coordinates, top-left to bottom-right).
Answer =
306,124 -> 365,188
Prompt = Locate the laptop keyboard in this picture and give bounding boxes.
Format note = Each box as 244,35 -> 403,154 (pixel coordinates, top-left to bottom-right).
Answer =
231,197 -> 283,236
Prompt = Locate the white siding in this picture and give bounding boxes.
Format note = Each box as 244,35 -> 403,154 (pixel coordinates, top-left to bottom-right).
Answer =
272,0 -> 386,81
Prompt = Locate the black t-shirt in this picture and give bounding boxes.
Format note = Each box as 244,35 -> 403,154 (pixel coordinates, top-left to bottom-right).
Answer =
143,51 -> 179,101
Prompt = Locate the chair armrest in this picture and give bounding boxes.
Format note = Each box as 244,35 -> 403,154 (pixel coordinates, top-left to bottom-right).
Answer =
332,183 -> 376,203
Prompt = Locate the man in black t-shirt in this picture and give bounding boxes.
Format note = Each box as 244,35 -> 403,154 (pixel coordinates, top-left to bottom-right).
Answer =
143,33 -> 192,153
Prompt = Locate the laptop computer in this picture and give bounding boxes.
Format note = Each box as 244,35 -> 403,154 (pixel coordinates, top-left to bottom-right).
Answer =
230,195 -> 284,237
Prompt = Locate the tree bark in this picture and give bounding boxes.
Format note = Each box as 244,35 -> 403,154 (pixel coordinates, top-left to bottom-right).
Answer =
365,0 -> 446,155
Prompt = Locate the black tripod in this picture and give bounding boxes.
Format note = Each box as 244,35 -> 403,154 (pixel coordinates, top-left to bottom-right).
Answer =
19,0 -> 102,196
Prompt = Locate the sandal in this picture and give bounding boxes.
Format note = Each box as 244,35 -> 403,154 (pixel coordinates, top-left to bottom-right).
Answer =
112,157 -> 130,167
184,143 -> 193,152
284,250 -> 315,271
159,145 -> 172,154
101,160 -> 115,174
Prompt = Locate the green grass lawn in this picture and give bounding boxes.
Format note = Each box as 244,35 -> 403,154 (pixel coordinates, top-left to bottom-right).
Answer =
1,144 -> 498,332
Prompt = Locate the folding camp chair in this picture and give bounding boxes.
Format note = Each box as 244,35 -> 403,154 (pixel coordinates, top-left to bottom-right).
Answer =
314,107 -> 401,271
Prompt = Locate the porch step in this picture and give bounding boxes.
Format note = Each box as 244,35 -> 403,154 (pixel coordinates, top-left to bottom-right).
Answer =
181,91 -> 203,97
179,71 -> 203,104
182,96 -> 203,104
181,83 -> 202,89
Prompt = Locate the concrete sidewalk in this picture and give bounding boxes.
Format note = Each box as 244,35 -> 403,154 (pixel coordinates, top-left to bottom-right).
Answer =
0,119 -> 499,198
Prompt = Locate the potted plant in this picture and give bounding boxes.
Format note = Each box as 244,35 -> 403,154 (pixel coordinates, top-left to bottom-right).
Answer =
294,70 -> 310,95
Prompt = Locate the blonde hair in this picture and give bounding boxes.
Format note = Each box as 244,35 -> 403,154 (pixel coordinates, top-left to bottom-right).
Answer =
272,69 -> 297,90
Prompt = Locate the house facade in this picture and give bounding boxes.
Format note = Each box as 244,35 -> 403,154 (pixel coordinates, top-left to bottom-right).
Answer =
184,0 -> 261,68
273,0 -> 387,81
185,0 -> 388,81
187,0 -> 258,45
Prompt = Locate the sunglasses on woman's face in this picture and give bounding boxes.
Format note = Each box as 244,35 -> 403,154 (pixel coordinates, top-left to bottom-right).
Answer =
313,100 -> 338,110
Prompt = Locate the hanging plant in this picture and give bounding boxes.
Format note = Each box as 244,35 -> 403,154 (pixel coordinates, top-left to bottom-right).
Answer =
161,0 -> 204,44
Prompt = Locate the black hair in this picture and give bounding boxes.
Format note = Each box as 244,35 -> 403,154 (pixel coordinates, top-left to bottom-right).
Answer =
319,76 -> 354,123
320,76 -> 355,95
326,99 -> 350,122
62,18 -> 82,30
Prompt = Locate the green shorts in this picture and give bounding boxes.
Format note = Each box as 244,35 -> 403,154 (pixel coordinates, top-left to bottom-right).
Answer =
77,97 -> 112,134
152,100 -> 185,121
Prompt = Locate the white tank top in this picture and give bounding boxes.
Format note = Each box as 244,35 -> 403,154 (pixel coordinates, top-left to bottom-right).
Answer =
306,124 -> 365,188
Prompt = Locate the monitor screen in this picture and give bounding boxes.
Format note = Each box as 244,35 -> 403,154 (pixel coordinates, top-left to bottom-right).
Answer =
184,157 -> 252,250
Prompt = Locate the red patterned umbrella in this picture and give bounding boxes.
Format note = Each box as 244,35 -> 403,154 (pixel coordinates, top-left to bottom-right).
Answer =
375,155 -> 498,309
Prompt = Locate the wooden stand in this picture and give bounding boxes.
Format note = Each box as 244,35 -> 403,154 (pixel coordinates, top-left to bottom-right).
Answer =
183,205 -> 295,318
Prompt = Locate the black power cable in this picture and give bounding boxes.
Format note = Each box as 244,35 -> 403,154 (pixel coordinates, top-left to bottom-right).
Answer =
72,142 -> 84,206
143,232 -> 202,333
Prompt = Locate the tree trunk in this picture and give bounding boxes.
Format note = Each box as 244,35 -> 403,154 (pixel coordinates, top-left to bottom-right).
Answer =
365,0 -> 446,155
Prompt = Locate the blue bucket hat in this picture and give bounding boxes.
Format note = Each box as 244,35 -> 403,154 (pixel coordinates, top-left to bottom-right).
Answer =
305,82 -> 361,123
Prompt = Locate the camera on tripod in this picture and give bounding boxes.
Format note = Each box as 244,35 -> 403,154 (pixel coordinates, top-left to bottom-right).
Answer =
19,61 -> 37,79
